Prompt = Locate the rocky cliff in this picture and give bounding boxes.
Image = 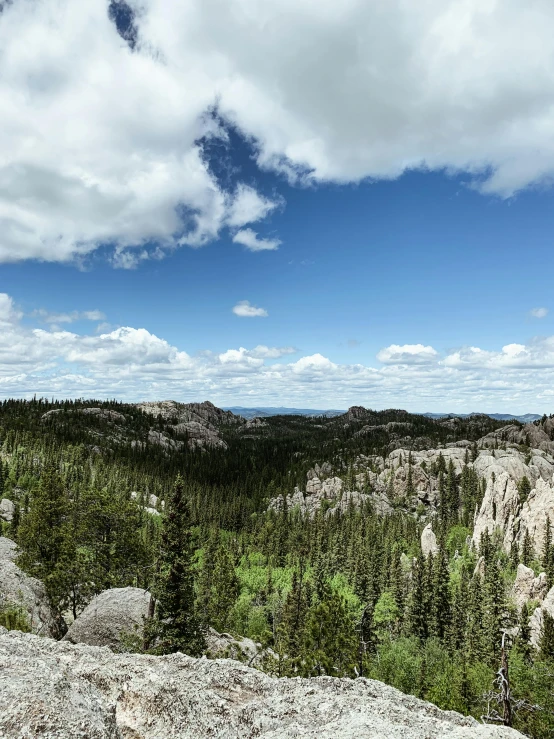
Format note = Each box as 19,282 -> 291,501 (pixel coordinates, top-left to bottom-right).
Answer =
0,629 -> 522,738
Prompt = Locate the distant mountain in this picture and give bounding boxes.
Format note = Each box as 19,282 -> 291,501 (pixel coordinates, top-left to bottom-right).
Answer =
422,411 -> 542,423
222,406 -> 346,419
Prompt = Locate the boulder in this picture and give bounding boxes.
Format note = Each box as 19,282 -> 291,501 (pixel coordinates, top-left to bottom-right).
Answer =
0,537 -> 64,638
0,630 -> 523,738
205,627 -> 270,669
530,585 -> 554,647
421,523 -> 439,557
0,498 -> 15,522
63,587 -> 152,649
510,564 -> 548,611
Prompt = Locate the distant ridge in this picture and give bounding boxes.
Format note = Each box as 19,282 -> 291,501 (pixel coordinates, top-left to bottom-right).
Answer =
224,406 -> 542,423
222,406 -> 345,419
422,412 -> 542,423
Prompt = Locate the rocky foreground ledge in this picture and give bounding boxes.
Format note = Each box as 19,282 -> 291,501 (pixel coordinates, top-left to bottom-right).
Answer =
0,629 -> 522,739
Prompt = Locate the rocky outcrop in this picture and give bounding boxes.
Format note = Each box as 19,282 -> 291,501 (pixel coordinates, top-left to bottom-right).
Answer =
63,587 -> 152,649
421,523 -> 439,557
0,538 -> 64,638
530,585 -> 554,647
205,627 -> 270,669
473,556 -> 486,579
147,429 -> 184,452
518,478 -> 554,558
480,422 -> 554,454
137,401 -> 239,450
471,472 -> 520,551
510,564 -> 549,611
0,630 -> 522,738
173,421 -> 228,450
0,498 -> 15,522
41,407 -> 126,424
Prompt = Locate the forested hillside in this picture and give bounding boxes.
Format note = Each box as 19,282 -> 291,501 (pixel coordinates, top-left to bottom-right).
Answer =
2,398 -> 554,737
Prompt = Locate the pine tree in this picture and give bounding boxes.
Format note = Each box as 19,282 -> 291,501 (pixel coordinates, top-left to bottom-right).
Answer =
429,545 -> 451,640
147,476 -> 205,656
302,584 -> 357,677
483,556 -> 507,666
521,529 -> 534,567
540,611 -> 554,661
406,552 -> 428,641
17,465 -> 69,595
516,602 -> 532,663
446,459 -> 458,522
518,476 -> 531,504
275,570 -> 309,674
210,545 -> 240,632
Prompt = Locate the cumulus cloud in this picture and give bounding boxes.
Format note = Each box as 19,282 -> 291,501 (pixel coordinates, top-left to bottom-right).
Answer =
32,309 -> 106,324
4,0 -> 554,265
377,344 -> 439,365
530,307 -> 549,318
232,229 -> 281,252
226,185 -> 281,229
4,291 -> 554,412
232,300 -> 268,317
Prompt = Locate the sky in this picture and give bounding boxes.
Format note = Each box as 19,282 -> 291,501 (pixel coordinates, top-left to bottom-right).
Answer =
2,0 -> 554,412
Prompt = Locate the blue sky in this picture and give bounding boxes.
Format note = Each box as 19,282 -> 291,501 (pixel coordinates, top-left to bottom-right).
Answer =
2,0 -> 554,412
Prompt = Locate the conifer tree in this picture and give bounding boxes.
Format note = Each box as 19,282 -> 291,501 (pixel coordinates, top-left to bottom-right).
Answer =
407,552 -> 428,641
516,602 -> 532,664
483,556 -> 507,666
210,545 -> 240,632
540,611 -> 554,661
147,476 -> 205,656
303,584 -> 357,677
429,545 -> 451,640
521,530 -> 534,567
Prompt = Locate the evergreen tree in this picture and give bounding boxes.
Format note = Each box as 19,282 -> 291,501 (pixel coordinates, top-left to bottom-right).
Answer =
521,530 -> 534,567
17,465 -> 69,606
147,476 -> 205,656
483,556 -> 507,666
540,611 -> 554,661
407,552 -> 428,641
516,602 -> 532,664
210,545 -> 240,632
303,584 -> 357,677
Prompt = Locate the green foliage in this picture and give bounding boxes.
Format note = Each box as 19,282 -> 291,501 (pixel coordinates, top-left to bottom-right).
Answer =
0,601 -> 31,632
146,476 -> 205,656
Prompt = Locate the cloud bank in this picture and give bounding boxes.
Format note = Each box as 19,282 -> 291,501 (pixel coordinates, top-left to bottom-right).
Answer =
2,293 -> 554,412
3,0 -> 554,265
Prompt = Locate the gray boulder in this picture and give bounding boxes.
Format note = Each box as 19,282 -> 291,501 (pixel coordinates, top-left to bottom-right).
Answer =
530,585 -> 554,647
0,537 -> 64,638
63,587 -> 151,649
510,564 -> 548,611
0,498 -> 15,522
421,523 -> 439,557
0,631 -> 523,738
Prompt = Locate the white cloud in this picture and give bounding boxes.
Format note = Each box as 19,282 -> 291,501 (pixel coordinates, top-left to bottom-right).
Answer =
232,300 -> 268,317
226,185 -> 281,229
5,0 -> 554,265
377,344 -> 439,365
32,309 -> 106,324
232,229 -> 281,252
250,345 -> 296,358
3,291 -> 554,411
530,307 -> 549,318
